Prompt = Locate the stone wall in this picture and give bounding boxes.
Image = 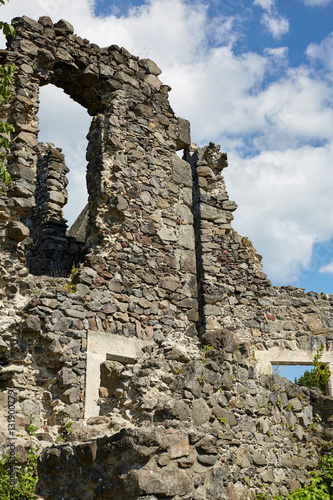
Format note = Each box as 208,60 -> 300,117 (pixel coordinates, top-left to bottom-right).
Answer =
0,15 -> 332,500
36,334 -> 333,500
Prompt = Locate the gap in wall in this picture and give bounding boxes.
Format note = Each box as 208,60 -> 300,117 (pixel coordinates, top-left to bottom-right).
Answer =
37,84 -> 91,228
272,364 -> 311,383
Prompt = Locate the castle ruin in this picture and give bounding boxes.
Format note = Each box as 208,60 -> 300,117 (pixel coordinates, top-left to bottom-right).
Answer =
0,16 -> 332,500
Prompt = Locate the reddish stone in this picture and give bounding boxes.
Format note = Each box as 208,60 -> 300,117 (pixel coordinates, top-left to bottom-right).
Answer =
94,276 -> 106,287
129,204 -> 141,215
88,318 -> 98,330
266,313 -> 275,321
141,236 -> 152,246
101,303 -> 117,314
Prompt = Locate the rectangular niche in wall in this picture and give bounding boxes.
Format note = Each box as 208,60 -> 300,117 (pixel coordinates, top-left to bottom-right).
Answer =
85,331 -> 153,419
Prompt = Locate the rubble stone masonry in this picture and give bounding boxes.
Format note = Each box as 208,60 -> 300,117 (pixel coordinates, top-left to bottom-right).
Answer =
0,16 -> 332,500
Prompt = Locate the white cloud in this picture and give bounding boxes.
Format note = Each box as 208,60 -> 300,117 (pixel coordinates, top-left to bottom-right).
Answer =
319,261 -> 333,274
253,0 -> 274,10
301,0 -> 332,6
225,143 -> 333,283
252,0 -> 290,39
261,12 -> 289,38
263,46 -> 288,59
306,32 -> 333,74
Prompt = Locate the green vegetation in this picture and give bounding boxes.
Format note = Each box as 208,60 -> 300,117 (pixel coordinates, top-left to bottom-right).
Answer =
0,449 -> 39,499
241,236 -> 256,251
276,397 -> 283,409
71,262 -> 79,275
57,420 -> 73,442
63,283 -> 76,294
307,422 -> 318,434
0,1 -> 15,185
217,416 -> 228,426
256,452 -> 333,499
199,344 -> 215,364
294,345 -> 331,393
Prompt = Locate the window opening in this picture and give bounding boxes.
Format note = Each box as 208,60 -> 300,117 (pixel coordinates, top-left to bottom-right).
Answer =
272,362 -> 331,396
255,349 -> 333,397
25,84 -> 91,276
38,84 -> 90,227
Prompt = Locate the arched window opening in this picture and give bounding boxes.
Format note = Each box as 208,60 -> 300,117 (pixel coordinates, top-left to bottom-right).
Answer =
25,85 -> 91,276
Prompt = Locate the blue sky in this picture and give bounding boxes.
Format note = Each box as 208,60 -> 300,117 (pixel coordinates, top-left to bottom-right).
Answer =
1,0 -> 333,297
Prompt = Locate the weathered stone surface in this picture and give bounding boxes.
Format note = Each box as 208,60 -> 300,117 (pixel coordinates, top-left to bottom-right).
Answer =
54,19 -> 74,34
138,58 -> 162,75
176,117 -> 191,150
212,406 -> 236,426
172,156 -> 193,187
7,221 -> 29,241
125,468 -> 192,497
192,398 -> 211,425
57,367 -> 79,386
22,315 -> 41,333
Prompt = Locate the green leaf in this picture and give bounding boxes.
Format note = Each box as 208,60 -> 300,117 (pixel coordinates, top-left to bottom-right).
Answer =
0,21 -> 16,37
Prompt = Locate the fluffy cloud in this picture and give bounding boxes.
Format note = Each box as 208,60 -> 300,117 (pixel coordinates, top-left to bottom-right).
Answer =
1,0 -> 333,287
253,0 -> 274,9
225,143 -> 333,283
301,0 -> 332,6
261,12 -> 289,38
253,0 -> 289,39
306,32 -> 333,74
37,86 -> 91,225
319,262 -> 333,274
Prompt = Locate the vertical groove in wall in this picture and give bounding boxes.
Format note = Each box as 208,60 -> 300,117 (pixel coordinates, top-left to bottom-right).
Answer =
185,149 -> 206,340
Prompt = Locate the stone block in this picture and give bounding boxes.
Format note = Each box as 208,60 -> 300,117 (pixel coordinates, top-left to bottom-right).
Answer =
172,156 -> 192,187
166,430 -> 189,459
14,131 -> 38,147
252,451 -> 267,466
145,74 -> 161,90
7,221 -> 30,242
76,441 -> 97,466
54,19 -> 74,34
176,117 -> 191,150
212,406 -> 236,426
175,249 -> 196,273
179,226 -> 195,250
157,227 -> 177,242
57,367 -> 79,387
125,468 -> 192,497
22,315 -> 41,333
138,58 -> 162,75
192,398 -> 211,425
20,399 -> 42,425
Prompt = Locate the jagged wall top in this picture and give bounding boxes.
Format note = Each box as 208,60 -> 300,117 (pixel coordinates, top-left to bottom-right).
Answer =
0,15 -> 191,273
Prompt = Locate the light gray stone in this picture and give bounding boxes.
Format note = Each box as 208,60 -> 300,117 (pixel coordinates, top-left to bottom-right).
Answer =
172,156 -> 192,187
138,58 -> 162,75
192,398 -> 211,425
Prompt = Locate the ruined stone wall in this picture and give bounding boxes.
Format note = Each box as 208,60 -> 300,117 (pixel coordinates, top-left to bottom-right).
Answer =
0,15 -> 332,500
36,335 -> 333,500
186,144 -> 333,392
